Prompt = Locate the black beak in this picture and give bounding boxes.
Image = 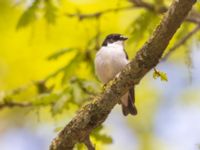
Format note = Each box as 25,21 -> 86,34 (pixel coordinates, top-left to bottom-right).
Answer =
120,36 -> 128,41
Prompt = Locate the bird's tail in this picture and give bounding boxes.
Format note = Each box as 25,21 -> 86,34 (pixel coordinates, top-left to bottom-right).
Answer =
122,87 -> 137,116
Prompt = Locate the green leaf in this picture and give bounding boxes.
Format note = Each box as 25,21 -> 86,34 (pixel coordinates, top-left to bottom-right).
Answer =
16,0 -> 39,29
61,53 -> 83,84
127,11 -> 159,44
93,134 -> 113,144
51,94 -> 71,115
175,23 -> 190,40
0,91 -> 5,102
195,2 -> 200,12
91,125 -> 112,145
159,72 -> 168,81
45,50 -> 81,81
153,0 -> 164,5
54,126 -> 63,132
71,83 -> 83,104
47,48 -> 76,60
92,125 -> 103,133
76,143 -> 85,150
153,69 -> 168,82
44,0 -> 57,24
32,93 -> 60,106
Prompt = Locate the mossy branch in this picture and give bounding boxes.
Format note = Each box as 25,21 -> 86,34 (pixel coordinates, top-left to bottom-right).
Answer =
49,0 -> 196,149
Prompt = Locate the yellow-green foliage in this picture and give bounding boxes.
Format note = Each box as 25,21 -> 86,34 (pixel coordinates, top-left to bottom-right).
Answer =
0,0 -> 198,150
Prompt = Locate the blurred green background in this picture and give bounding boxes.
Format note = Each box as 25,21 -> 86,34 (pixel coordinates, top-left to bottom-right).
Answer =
0,0 -> 200,150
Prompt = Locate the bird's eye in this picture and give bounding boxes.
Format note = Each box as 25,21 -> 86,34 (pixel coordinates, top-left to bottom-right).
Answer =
110,38 -> 114,42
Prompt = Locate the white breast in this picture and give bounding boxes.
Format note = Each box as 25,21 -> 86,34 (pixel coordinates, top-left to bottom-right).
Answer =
95,43 -> 128,83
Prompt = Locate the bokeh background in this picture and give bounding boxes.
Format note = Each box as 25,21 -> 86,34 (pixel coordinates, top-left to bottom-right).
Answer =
0,0 -> 200,150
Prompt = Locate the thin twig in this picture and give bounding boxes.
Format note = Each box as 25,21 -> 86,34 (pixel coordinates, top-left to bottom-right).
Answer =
186,10 -> 200,24
83,135 -> 95,150
162,25 -> 200,61
65,0 -> 200,25
0,101 -> 32,110
65,6 -> 134,20
129,0 -> 165,12
129,0 -> 200,24
64,0 -> 165,21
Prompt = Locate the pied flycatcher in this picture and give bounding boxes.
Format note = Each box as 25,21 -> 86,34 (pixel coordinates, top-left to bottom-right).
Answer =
95,34 -> 137,116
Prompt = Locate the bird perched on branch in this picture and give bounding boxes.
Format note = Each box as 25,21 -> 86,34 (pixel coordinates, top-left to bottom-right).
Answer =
95,34 -> 137,116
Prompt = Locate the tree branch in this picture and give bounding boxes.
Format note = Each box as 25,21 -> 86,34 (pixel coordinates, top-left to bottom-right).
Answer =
83,135 -> 95,150
49,0 -> 196,150
65,0 -> 200,25
162,24 -> 200,61
0,101 -> 31,110
129,0 -> 167,12
129,0 -> 200,24
65,6 -> 134,20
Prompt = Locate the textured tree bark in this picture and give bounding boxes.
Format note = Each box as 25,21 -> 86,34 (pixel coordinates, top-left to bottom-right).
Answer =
49,0 -> 196,149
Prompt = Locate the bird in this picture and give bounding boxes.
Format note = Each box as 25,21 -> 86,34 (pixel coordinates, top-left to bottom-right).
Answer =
94,33 -> 137,116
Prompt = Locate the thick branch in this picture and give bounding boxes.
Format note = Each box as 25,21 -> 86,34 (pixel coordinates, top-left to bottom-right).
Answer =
50,0 -> 196,149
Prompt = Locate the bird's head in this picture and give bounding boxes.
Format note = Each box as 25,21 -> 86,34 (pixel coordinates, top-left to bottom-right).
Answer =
102,34 -> 128,46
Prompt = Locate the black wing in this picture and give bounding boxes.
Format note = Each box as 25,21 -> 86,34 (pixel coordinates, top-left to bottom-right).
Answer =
124,49 -> 129,59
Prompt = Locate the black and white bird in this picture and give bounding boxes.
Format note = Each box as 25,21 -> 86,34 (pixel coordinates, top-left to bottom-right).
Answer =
95,34 -> 137,116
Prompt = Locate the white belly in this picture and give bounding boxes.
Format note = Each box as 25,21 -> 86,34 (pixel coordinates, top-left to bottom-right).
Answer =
95,46 -> 128,83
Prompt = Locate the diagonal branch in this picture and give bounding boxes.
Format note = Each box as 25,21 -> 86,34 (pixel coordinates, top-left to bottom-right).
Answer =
49,0 -> 196,150
162,24 -> 200,61
83,135 -> 95,150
